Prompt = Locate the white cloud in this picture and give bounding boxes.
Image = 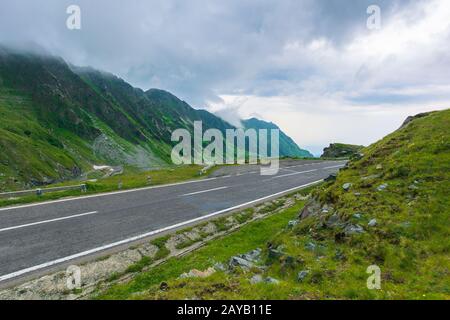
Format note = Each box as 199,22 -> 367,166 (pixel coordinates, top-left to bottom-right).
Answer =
1,0 -> 449,154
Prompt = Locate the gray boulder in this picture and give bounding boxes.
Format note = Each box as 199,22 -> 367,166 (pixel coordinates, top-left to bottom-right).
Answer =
268,248 -> 284,260
377,183 -> 388,191
326,214 -> 341,228
297,270 -> 310,282
305,242 -> 317,251
264,277 -> 280,285
229,256 -> 254,270
344,224 -> 365,235
368,219 -> 377,227
288,220 -> 299,228
342,183 -> 353,191
250,274 -> 263,284
241,248 -> 262,262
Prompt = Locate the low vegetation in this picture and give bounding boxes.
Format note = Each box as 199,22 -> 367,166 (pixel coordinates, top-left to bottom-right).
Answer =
97,110 -> 449,300
0,165 -> 215,208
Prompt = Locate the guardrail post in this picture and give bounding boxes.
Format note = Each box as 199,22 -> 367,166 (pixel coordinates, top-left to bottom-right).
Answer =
36,188 -> 42,196
81,184 -> 87,193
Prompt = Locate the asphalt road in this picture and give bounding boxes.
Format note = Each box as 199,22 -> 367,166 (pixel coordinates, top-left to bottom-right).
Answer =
0,160 -> 346,284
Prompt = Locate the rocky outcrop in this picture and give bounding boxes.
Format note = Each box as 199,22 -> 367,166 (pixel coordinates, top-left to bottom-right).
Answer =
321,143 -> 364,159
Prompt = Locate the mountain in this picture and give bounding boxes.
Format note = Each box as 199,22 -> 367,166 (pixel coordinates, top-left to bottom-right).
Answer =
321,143 -> 364,159
242,118 -> 313,158
0,47 -> 233,190
0,47 -> 307,190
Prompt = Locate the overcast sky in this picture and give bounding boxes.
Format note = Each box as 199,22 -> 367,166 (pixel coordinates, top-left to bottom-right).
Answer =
1,0 -> 449,155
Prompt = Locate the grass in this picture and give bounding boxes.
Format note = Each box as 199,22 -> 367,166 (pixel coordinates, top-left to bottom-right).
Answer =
0,164 -> 217,208
96,199 -> 304,299
124,236 -> 171,274
96,109 -> 449,300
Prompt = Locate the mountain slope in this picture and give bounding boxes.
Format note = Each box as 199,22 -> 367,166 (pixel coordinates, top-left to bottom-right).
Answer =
0,48 -> 308,190
242,118 -> 313,158
0,48 -> 233,189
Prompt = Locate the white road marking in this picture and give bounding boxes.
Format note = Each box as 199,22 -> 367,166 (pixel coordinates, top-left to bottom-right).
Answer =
181,186 -> 228,196
0,177 -> 219,212
267,169 -> 318,180
0,180 -> 323,283
323,164 -> 346,169
0,211 -> 98,233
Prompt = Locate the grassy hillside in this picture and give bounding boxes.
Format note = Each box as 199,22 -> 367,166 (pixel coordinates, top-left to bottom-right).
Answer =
0,48 -> 232,190
98,109 -> 449,300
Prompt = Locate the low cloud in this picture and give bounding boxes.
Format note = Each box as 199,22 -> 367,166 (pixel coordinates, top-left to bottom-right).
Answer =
0,0 -> 448,152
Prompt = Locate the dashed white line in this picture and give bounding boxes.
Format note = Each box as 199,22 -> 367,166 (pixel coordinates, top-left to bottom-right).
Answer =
323,164 -> 346,169
0,180 -> 323,283
181,186 -> 229,196
0,211 -> 98,233
267,169 -> 318,180
0,177 -> 219,212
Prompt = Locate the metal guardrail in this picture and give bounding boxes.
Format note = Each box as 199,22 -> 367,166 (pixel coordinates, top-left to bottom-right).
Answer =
0,184 -> 87,199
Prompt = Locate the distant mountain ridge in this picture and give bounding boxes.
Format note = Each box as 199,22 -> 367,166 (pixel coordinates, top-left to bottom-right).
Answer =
242,118 -> 313,158
0,46 -> 311,190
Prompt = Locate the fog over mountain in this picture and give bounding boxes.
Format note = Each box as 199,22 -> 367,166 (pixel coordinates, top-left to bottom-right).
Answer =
1,0 -> 449,152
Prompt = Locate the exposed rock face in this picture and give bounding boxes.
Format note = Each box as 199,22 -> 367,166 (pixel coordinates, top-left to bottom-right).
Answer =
299,199 -> 321,219
400,112 -> 432,129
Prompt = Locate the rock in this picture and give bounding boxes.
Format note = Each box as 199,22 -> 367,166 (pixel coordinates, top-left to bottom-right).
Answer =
324,173 -> 337,182
297,270 -> 310,282
288,220 -> 299,228
377,183 -> 388,191
352,152 -> 364,160
354,192 -> 361,196
179,267 -> 216,279
400,112 -> 431,129
213,262 -> 227,272
353,213 -> 362,219
361,174 -> 381,181
344,224 -> 365,236
326,214 -> 341,228
334,250 -> 346,261
268,248 -> 284,260
250,274 -> 263,284
281,255 -> 298,269
299,200 -> 321,219
229,248 -> 262,270
264,277 -> 280,285
408,184 -> 419,190
159,282 -> 169,291
342,183 -> 352,191
229,256 -> 254,270
368,219 -> 377,227
305,242 -> 317,251
241,248 -> 262,262
376,164 -> 383,170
